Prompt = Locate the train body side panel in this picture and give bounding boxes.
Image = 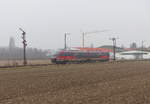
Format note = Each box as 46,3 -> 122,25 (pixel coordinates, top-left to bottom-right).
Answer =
51,50 -> 110,64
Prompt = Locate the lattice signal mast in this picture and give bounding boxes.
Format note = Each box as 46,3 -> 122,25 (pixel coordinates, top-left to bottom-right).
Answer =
19,28 -> 27,65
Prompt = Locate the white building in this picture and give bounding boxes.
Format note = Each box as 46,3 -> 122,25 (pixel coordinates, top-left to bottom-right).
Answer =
116,50 -> 150,60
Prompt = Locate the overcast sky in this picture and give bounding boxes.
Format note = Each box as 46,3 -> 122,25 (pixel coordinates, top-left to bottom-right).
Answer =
0,0 -> 149,49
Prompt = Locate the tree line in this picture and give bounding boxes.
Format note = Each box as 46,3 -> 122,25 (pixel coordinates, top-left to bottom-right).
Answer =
0,47 -> 48,60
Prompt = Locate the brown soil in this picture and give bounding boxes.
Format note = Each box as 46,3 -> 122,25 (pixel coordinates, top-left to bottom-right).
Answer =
0,61 -> 150,104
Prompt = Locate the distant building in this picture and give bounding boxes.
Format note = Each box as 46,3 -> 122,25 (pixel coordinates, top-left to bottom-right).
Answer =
130,42 -> 137,49
9,37 -> 15,50
116,50 -> 150,60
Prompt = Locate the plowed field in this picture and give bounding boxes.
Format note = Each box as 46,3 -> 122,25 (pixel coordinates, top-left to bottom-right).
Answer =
0,61 -> 150,104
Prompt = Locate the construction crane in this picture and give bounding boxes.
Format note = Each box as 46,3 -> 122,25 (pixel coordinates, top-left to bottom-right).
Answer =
82,30 -> 109,48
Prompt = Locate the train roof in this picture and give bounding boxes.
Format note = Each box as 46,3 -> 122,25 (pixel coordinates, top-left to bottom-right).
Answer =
73,47 -> 113,52
59,50 -> 109,53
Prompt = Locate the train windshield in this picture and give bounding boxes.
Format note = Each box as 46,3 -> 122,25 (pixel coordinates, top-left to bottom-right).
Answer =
51,50 -> 60,58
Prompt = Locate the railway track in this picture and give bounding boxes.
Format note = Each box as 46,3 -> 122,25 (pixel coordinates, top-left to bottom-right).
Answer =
0,63 -> 54,68
0,59 -> 149,69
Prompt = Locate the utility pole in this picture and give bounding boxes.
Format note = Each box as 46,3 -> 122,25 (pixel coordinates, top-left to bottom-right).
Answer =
64,33 -> 70,50
82,32 -> 85,48
19,28 -> 27,65
141,40 -> 144,60
110,37 -> 118,61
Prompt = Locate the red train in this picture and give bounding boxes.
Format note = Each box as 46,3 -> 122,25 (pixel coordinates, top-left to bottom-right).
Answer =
51,50 -> 110,64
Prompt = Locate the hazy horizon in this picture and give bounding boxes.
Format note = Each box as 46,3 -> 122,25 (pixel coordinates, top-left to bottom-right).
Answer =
0,0 -> 149,49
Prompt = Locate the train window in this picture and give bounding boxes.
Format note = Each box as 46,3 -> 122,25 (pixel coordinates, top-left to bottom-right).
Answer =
61,52 -> 74,56
99,52 -> 109,56
88,52 -> 96,58
67,52 -> 74,56
76,52 -> 87,58
78,52 -> 85,58
73,51 -> 109,58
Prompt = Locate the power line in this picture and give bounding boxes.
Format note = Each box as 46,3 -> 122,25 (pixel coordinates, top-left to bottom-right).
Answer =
82,30 -> 109,48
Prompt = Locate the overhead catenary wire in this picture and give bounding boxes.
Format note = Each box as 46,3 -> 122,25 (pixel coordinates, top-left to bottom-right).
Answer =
82,29 -> 110,48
